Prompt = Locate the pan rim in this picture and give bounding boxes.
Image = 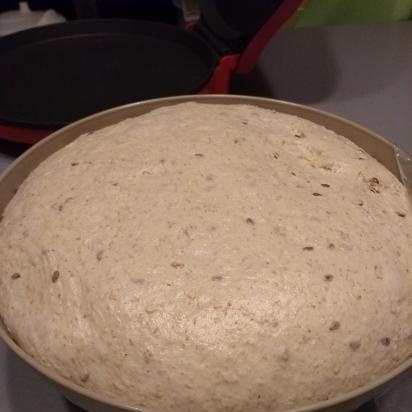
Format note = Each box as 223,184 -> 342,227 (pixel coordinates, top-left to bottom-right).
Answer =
0,94 -> 411,412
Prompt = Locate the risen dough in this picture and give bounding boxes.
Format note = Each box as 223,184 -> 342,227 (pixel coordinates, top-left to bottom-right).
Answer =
1,102 -> 412,411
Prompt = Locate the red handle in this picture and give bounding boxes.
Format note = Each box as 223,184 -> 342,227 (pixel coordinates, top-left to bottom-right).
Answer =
0,123 -> 54,144
236,0 -> 304,74
201,54 -> 240,94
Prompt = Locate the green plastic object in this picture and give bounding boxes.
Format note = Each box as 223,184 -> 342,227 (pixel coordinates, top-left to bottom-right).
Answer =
291,0 -> 412,27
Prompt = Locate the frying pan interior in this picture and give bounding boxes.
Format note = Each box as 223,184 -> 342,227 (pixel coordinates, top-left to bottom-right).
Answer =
0,19 -> 217,128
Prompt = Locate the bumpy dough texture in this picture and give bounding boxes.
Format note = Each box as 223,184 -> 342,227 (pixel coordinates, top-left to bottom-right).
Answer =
1,103 -> 412,412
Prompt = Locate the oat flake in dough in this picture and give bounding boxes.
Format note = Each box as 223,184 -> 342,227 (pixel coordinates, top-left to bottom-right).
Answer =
1,102 -> 412,412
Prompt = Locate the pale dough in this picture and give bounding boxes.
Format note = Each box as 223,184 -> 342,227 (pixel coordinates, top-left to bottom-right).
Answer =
1,102 -> 412,411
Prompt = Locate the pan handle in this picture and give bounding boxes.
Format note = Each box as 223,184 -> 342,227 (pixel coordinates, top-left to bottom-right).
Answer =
236,0 -> 305,74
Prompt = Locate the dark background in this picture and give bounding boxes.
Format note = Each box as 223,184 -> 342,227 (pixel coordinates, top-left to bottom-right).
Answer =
0,0 -> 179,23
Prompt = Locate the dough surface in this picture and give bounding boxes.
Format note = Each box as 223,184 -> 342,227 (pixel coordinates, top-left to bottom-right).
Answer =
1,102 -> 412,411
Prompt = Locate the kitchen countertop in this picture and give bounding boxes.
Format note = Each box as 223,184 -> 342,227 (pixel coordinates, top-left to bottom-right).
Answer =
0,21 -> 411,412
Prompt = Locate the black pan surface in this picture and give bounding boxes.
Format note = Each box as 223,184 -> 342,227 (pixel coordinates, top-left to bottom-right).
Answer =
0,19 -> 217,128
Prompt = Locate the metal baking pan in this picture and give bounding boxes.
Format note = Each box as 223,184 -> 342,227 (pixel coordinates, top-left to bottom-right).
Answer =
0,95 -> 411,412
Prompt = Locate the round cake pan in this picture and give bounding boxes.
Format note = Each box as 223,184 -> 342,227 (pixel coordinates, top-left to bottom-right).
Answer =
0,95 -> 411,412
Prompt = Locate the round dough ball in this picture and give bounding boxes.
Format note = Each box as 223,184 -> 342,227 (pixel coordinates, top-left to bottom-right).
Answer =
1,103 -> 412,411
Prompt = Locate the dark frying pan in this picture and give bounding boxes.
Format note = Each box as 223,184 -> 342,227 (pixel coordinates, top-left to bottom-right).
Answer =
0,0 -> 303,143
0,19 -> 216,128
